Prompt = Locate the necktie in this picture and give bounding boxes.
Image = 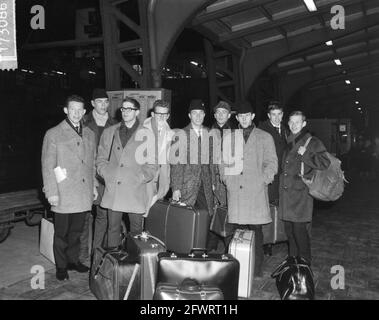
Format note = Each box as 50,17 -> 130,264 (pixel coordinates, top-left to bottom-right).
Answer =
275,126 -> 280,135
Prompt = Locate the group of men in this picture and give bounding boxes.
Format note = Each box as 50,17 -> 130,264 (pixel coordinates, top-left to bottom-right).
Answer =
42,89 -> 330,282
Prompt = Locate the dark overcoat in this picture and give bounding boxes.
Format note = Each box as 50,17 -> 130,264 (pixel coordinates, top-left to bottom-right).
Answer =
258,120 -> 288,205
279,130 -> 330,223
170,124 -> 216,216
82,111 -> 117,205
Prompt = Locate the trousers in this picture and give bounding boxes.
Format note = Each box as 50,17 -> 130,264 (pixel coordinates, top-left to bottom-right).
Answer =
54,212 -> 87,269
283,221 -> 312,263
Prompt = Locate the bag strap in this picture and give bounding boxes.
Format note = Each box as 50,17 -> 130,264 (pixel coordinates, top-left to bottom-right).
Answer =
300,137 -> 313,176
123,264 -> 140,300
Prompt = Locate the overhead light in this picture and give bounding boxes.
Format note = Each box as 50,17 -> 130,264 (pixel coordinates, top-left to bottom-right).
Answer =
326,40 -> 333,46
190,61 -> 198,66
356,87 -> 360,91
334,59 -> 342,66
303,0 -> 317,12
345,80 -> 351,85
358,107 -> 362,111
355,101 -> 359,104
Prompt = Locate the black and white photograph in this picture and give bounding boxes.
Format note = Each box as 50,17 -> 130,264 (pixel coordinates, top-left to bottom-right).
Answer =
0,0 -> 378,304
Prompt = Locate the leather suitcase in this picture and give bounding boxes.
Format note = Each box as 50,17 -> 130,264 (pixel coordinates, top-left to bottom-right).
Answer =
263,205 -> 287,245
154,278 -> 224,300
125,232 -> 166,300
156,250 -> 239,300
145,200 -> 209,254
89,247 -> 140,300
228,229 -> 255,298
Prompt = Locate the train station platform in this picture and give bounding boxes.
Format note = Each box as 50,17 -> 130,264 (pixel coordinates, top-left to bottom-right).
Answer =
0,177 -> 378,300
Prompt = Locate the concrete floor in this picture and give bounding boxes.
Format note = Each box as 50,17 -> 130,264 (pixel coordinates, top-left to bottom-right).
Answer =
0,177 -> 378,300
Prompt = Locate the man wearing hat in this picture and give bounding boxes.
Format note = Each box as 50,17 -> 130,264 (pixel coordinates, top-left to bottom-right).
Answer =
171,99 -> 218,251
220,100 -> 278,277
210,101 -> 235,252
96,97 -> 158,248
79,89 -> 117,265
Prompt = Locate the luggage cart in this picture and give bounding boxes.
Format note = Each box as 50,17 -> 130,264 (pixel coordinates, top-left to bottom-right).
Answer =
0,189 -> 46,243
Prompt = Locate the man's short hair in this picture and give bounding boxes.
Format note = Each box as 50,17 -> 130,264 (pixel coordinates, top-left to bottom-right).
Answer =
289,110 -> 306,121
267,101 -> 283,113
153,99 -> 170,112
66,94 -> 85,107
122,97 -> 140,110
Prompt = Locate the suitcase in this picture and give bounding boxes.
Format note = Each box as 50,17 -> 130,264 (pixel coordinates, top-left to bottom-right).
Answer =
262,205 -> 287,255
228,229 -> 255,298
125,232 -> 166,300
209,204 -> 234,238
145,200 -> 209,254
89,247 -> 140,300
156,250 -> 239,300
40,218 -> 55,264
154,278 -> 224,300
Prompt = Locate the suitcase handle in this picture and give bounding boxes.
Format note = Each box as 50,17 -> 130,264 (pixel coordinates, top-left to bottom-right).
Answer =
134,231 -> 166,249
189,248 -> 208,258
169,199 -> 194,210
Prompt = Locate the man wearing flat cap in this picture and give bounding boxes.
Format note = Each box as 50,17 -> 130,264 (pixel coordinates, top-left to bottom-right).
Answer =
220,100 -> 278,277
78,89 -> 117,265
171,99 -> 218,251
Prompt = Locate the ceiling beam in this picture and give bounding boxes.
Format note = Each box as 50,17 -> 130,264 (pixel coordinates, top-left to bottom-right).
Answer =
192,0 -> 278,26
219,0 -> 364,43
278,42 -> 379,73
282,30 -> 379,62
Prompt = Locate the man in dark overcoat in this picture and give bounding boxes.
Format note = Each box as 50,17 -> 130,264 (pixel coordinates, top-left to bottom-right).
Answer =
279,111 -> 330,263
79,89 -> 117,265
259,101 -> 288,206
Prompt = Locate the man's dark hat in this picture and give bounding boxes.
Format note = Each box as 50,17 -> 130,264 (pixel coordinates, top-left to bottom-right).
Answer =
213,100 -> 231,112
188,99 -> 206,112
92,88 -> 108,100
237,101 -> 254,114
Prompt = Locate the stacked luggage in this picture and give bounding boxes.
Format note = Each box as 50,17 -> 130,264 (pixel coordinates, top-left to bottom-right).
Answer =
90,200 -> 240,300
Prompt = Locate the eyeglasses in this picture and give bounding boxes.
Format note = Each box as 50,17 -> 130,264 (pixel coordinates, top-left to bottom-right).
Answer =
154,112 -> 169,117
121,107 -> 138,113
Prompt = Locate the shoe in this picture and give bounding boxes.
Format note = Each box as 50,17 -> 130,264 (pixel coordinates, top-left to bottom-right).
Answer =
67,262 -> 89,273
56,268 -> 69,281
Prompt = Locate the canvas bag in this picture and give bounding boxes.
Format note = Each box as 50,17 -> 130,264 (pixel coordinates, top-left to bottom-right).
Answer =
300,137 -> 346,201
40,217 -> 55,264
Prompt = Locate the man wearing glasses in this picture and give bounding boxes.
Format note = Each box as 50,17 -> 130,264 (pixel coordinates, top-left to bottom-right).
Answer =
142,100 -> 174,214
96,97 -> 158,248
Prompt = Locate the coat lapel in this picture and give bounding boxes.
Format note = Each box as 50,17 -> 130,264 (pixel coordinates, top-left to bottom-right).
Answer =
60,121 -> 85,162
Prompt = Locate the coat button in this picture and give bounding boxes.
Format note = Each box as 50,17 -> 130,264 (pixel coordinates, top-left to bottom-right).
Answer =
117,147 -> 120,150
77,142 -> 80,146
117,181 -> 121,185
82,160 -> 84,164
285,160 -> 289,164
240,186 -> 243,189
82,179 -> 85,183
120,164 -> 124,167
284,173 -> 287,176
240,171 -> 243,175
